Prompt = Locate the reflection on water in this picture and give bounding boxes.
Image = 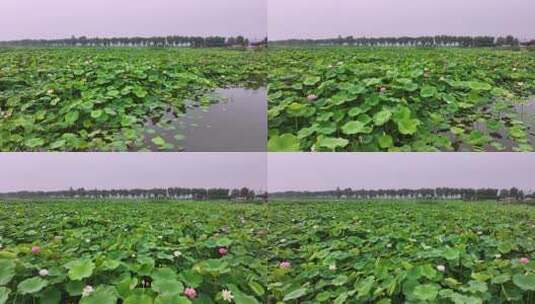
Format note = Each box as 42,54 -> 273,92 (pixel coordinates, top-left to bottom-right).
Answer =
143,87 -> 266,152
514,97 -> 535,125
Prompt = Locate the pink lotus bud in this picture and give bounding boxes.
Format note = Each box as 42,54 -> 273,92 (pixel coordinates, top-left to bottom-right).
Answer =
379,87 -> 386,93
31,246 -> 41,254
218,247 -> 228,256
520,257 -> 530,265
279,261 -> 291,269
184,287 -> 197,299
307,94 -> 318,102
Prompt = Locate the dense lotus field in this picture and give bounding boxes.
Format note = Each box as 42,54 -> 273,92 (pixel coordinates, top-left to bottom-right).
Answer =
0,48 -> 266,151
0,200 -> 269,304
267,47 -> 535,152
267,200 -> 535,303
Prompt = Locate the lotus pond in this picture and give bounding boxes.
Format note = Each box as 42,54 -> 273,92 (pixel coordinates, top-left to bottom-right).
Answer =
268,200 -> 535,303
1,200 -> 534,303
0,48 -> 266,151
267,48 -> 535,151
0,200 -> 269,304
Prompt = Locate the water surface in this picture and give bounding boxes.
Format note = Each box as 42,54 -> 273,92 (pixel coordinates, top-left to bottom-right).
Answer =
143,87 -> 266,152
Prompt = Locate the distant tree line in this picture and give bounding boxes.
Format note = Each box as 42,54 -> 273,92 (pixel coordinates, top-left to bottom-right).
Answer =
0,35 -> 268,48
270,187 -> 531,201
0,187 -> 266,201
271,35 -> 532,48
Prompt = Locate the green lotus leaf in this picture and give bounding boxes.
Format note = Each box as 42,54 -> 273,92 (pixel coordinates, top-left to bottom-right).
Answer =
196,259 -> 229,274
378,134 -> 394,149
468,81 -> 492,91
152,268 -> 177,282
121,115 -> 138,127
90,110 -> 103,119
397,118 -> 420,135
25,138 -> 45,149
341,121 -> 366,135
0,287 -> 10,304
155,295 -> 191,304
373,109 -> 392,126
348,107 -> 364,117
248,281 -> 265,296
65,259 -> 95,281
151,136 -> 167,146
79,286 -> 118,304
420,86 -> 438,98
152,279 -> 183,296
356,276 -> 375,298
303,76 -> 321,86
283,288 -> 307,301
133,87 -> 148,98
39,287 -> 62,304
513,274 -> 535,291
442,247 -> 460,260
508,126 -> 525,139
412,284 -> 439,302
124,294 -> 154,304
402,82 -> 419,92
179,271 -> 203,288
332,275 -> 349,286
65,111 -> 80,124
17,277 -> 48,295
316,137 -> 349,150
268,134 -> 300,152
0,260 -> 15,285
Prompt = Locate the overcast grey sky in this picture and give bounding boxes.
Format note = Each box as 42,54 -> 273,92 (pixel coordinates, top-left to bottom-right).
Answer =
0,0 -> 267,41
268,153 -> 535,192
2,153 -> 533,193
0,153 -> 267,192
269,0 -> 535,40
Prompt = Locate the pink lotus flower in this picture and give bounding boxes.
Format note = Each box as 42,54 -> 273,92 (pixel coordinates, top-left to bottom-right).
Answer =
279,261 -> 291,269
31,246 -> 41,254
520,257 -> 530,265
379,87 -> 386,93
184,287 -> 197,299
218,247 -> 228,256
307,94 -> 318,102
